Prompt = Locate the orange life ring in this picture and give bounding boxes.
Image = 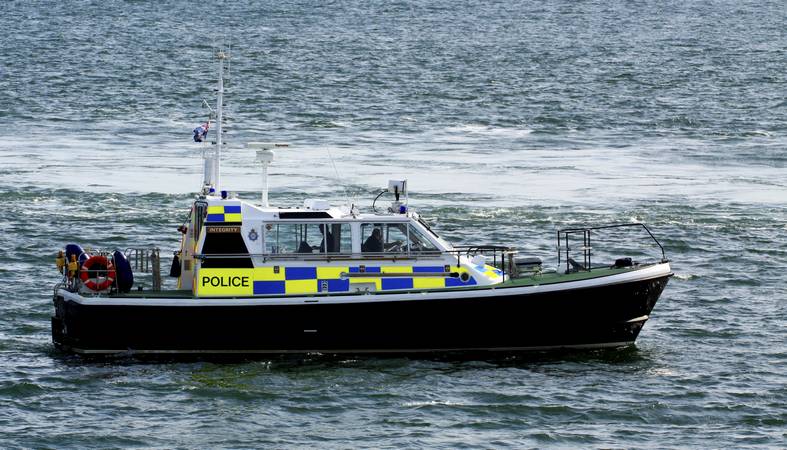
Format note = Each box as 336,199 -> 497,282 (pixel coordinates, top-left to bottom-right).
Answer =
79,255 -> 116,291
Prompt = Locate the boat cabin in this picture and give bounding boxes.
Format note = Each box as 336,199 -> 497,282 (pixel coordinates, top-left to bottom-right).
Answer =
176,196 -> 504,297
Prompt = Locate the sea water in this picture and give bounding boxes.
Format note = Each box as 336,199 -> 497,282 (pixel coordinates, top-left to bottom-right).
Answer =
1,0 -> 785,447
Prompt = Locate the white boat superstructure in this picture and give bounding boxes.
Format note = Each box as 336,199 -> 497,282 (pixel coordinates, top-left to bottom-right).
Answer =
175,189 -> 505,298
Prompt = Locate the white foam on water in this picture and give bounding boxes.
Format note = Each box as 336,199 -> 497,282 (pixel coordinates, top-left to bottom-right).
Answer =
3,130 -> 786,210
436,124 -> 534,142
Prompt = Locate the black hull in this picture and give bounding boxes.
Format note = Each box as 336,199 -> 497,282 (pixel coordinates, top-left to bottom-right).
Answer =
52,275 -> 670,355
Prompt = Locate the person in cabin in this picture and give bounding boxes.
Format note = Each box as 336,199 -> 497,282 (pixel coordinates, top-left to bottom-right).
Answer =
297,240 -> 313,253
363,227 -> 402,253
362,228 -> 383,252
317,224 -> 335,253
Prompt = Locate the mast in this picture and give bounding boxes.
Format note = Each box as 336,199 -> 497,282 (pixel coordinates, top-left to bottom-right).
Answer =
201,50 -> 228,193
214,50 -> 227,191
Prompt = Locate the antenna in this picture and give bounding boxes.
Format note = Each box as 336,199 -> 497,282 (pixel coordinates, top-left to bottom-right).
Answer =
227,38 -> 232,79
325,146 -> 352,207
247,142 -> 290,207
201,99 -> 215,116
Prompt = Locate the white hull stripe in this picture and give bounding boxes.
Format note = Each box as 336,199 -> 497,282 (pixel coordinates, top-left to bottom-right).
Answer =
58,263 -> 672,307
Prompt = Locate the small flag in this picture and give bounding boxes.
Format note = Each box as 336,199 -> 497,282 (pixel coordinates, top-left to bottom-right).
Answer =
193,122 -> 210,142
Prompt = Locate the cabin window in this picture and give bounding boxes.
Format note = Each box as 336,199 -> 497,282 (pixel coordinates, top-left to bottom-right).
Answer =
193,201 -> 208,241
264,223 -> 351,254
361,223 -> 407,254
327,223 -> 352,253
200,225 -> 253,268
407,225 -> 439,252
360,223 -> 439,254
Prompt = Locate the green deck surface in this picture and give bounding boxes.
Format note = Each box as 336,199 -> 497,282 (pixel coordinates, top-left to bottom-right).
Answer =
503,266 -> 632,287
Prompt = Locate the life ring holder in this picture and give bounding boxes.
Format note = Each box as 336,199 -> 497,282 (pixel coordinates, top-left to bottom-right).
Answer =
79,255 -> 116,291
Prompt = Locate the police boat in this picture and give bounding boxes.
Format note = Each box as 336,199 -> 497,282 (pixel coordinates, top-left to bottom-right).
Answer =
51,51 -> 673,355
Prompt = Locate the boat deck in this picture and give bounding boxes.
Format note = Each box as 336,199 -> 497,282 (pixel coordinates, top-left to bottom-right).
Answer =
108,265 -> 648,299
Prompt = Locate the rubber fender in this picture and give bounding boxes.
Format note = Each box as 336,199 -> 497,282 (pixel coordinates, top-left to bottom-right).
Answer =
113,250 -> 134,293
169,253 -> 181,278
65,244 -> 89,265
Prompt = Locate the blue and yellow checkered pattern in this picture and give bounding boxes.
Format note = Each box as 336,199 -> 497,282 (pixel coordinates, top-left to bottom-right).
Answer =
206,204 -> 242,223
478,264 -> 504,279
196,265 -> 479,297
253,267 -> 350,295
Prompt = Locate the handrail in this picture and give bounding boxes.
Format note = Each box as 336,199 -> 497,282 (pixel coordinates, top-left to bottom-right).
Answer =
451,245 -> 514,254
556,222 -> 667,274
55,247 -> 162,293
195,251 -> 444,262
447,245 -> 518,282
342,272 -> 460,279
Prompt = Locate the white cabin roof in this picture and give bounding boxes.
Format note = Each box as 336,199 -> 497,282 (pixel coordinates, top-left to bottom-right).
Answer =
203,195 -> 412,223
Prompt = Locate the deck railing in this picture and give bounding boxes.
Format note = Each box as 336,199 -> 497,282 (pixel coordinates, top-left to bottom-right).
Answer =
448,245 -> 518,281
556,223 -> 667,274
59,247 -> 161,293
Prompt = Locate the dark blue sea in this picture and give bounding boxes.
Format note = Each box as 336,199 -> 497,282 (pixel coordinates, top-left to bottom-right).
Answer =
1,0 -> 785,448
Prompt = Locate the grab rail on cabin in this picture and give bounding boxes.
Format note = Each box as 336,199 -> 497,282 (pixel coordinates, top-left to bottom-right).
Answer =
556,223 -> 667,274
194,251 -> 445,263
